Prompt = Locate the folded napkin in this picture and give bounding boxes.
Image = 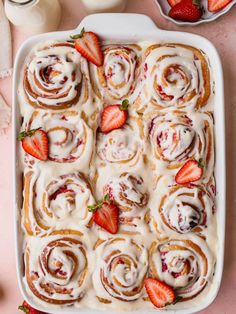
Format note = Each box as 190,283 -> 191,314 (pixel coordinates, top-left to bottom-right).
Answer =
0,93 -> 11,133
0,0 -> 12,78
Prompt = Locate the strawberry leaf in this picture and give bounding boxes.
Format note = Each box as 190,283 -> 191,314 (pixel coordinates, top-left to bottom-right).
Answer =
120,99 -> 129,111
173,296 -> 183,304
18,305 -> 29,313
198,158 -> 205,168
193,0 -> 200,6
70,27 -> 85,40
88,194 -> 110,212
18,128 -> 41,141
88,201 -> 103,212
104,194 -> 110,202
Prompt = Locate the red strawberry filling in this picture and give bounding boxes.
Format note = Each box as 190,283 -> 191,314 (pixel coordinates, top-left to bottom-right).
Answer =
49,185 -> 74,201
156,84 -> 174,101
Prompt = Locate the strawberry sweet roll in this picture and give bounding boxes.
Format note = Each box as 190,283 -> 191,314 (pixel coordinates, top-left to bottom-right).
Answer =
148,111 -> 214,179
23,110 -> 93,164
134,44 -> 211,112
149,235 -> 214,301
93,237 -> 148,304
96,116 -> 144,167
22,171 -> 94,236
90,44 -> 142,101
24,234 -> 89,305
103,173 -> 149,234
23,41 -> 90,110
151,176 -> 215,238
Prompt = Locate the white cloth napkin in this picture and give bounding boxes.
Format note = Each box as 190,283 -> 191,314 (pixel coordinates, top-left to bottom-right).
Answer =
0,0 -> 12,132
0,93 -> 11,133
0,0 -> 12,78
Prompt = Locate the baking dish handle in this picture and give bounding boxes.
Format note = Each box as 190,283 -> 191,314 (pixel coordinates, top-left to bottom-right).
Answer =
74,13 -> 159,37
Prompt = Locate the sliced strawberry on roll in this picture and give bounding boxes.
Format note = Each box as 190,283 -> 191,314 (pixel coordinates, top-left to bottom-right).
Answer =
175,159 -> 203,185
100,99 -> 129,133
18,128 -> 49,161
208,0 -> 232,12
71,27 -> 104,66
19,300 -> 46,313
88,195 -> 119,234
144,278 -> 176,308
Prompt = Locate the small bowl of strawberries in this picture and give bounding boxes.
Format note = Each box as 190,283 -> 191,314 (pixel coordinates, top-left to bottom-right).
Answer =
155,0 -> 236,25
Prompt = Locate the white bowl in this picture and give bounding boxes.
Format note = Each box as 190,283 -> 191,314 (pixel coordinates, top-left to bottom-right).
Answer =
155,0 -> 236,26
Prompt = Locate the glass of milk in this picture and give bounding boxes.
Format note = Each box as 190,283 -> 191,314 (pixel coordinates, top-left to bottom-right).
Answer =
5,0 -> 61,35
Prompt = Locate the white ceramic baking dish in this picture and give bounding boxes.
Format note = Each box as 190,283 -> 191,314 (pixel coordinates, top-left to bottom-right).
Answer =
13,13 -> 225,314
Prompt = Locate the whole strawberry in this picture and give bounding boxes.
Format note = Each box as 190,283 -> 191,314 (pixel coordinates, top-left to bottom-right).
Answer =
168,0 -> 202,22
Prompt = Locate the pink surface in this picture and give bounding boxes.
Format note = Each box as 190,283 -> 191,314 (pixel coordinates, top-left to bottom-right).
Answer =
0,0 -> 235,313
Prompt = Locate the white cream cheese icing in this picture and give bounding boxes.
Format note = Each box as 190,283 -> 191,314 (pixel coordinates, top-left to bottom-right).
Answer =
18,39 -> 217,312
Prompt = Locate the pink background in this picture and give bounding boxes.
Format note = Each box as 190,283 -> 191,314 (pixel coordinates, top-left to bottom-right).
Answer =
0,0 -> 235,313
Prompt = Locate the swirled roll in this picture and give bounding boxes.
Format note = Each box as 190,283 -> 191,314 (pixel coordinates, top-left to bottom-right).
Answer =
104,173 -> 149,234
23,171 -> 94,236
90,45 -> 141,101
97,116 -> 144,166
23,41 -> 88,110
134,44 -> 211,111
151,176 -> 215,237
24,235 -> 89,305
148,111 -> 214,180
93,237 -> 148,303
23,110 -> 93,164
149,235 -> 214,301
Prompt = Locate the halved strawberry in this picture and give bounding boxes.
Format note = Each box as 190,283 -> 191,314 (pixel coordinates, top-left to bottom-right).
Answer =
208,0 -> 232,12
71,28 -> 103,66
144,278 -> 176,308
18,128 -> 49,161
167,0 -> 182,7
175,159 -> 203,184
88,195 -> 119,234
100,99 -> 129,133
19,300 -> 46,313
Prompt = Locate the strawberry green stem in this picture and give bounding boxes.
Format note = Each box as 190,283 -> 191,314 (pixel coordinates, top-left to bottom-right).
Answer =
198,158 -> 205,168
70,27 -> 85,40
88,200 -> 103,212
18,128 -> 41,141
173,296 -> 183,305
88,194 -> 110,212
18,305 -> 29,313
120,99 -> 129,111
192,0 -> 200,6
